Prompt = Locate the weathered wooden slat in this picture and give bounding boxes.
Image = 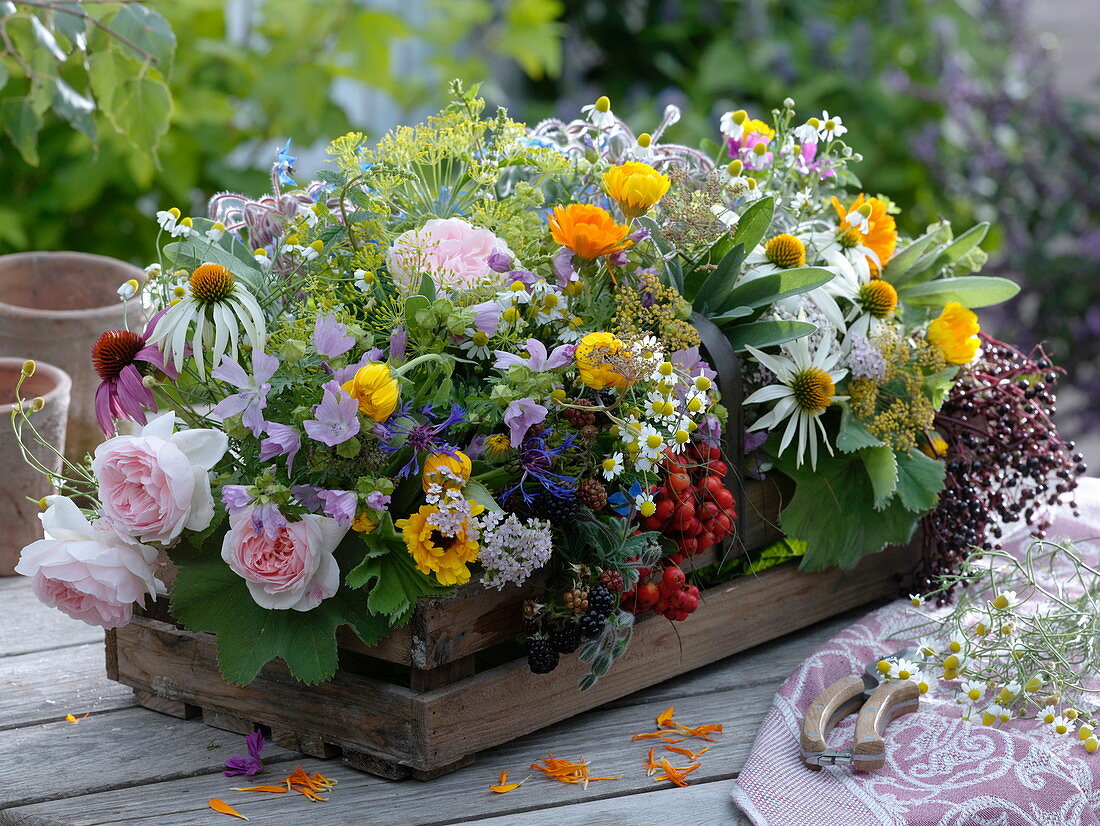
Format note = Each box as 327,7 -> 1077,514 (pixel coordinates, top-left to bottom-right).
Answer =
111,616 -> 426,765
416,541 -> 916,767
0,642 -> 134,731
0,578 -> 103,658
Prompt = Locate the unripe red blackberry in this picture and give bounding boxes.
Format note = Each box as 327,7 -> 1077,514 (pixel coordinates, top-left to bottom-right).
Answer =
577,478 -> 608,510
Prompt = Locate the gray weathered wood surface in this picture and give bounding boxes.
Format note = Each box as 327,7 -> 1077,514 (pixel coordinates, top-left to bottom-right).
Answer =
0,574 -> 862,825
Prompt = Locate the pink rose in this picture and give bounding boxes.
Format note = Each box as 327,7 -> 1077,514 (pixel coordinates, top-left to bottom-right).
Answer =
386,217 -> 513,294
221,509 -> 346,611
93,411 -> 228,545
15,496 -> 162,629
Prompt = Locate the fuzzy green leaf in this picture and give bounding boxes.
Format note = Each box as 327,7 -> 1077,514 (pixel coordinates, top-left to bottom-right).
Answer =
895,449 -> 946,513
692,243 -> 745,314
730,195 -> 774,253
862,445 -> 899,510
345,548 -> 453,625
723,319 -> 816,351
899,276 -> 1019,308
723,267 -> 834,312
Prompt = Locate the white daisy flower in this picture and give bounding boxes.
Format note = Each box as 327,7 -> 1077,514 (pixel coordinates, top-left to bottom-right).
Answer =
147,263 -> 266,381
116,279 -> 139,301
819,111 -> 847,139
459,331 -> 492,360
793,119 -> 820,144
961,680 -> 986,702
909,593 -> 926,607
638,424 -> 664,460
719,109 -> 748,140
581,96 -> 617,130
846,206 -> 871,235
156,208 -> 180,232
888,657 -> 921,681
353,268 -> 374,292
991,590 -> 1019,610
601,452 -> 624,481
744,327 -> 848,469
205,222 -> 225,243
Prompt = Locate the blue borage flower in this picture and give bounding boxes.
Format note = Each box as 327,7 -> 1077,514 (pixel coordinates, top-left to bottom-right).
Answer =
376,403 -> 467,478
609,480 -> 644,516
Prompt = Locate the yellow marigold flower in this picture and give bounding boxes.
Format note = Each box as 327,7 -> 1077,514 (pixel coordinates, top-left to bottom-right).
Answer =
548,204 -> 632,260
603,162 -> 671,219
396,501 -> 485,586
920,433 -> 949,459
926,302 -> 981,365
832,194 -> 897,272
351,512 -> 378,534
341,362 -> 399,421
575,332 -> 630,390
422,450 -> 472,492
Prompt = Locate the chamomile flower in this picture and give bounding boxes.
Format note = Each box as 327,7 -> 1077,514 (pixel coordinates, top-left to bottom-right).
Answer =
818,111 -> 847,139
460,331 -> 492,360
117,279 -> 140,301
887,657 -> 921,681
991,590 -> 1019,610
996,682 -> 1022,704
744,329 -> 848,469
253,248 -> 272,269
961,680 -> 986,702
846,204 -> 872,235
909,593 -> 926,607
793,119 -> 821,144
205,222 -> 226,243
581,95 -> 617,130
601,452 -> 624,481
1051,715 -> 1072,735
148,263 -> 266,381
638,424 -> 665,460
156,207 -> 181,232
719,109 -> 749,140
635,490 -> 656,517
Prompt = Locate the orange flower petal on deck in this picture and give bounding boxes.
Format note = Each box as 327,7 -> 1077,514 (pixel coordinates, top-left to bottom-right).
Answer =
653,759 -> 701,788
643,747 -> 660,776
489,770 -> 529,793
664,744 -> 709,761
631,731 -> 686,743
530,752 -> 619,789
283,765 -> 336,801
64,713 -> 89,724
656,706 -> 676,728
209,798 -> 249,820
230,785 -> 288,793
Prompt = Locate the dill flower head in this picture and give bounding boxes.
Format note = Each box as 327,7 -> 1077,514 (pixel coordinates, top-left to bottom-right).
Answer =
926,302 -> 981,365
548,204 -> 632,260
857,279 -> 898,319
832,194 -> 897,270
611,268 -> 700,353
764,234 -> 807,269
603,161 -> 671,219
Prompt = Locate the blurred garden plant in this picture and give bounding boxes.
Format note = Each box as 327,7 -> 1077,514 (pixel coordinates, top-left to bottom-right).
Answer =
0,0 -> 563,258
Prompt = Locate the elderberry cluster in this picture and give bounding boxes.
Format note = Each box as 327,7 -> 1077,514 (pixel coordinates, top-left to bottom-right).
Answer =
918,336 -> 1084,602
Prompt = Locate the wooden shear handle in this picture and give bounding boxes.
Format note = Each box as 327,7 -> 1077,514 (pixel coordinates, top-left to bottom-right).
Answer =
800,675 -> 865,770
852,680 -> 919,771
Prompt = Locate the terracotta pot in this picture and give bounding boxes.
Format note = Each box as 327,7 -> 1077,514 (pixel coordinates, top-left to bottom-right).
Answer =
0,358 -> 71,576
0,252 -> 145,461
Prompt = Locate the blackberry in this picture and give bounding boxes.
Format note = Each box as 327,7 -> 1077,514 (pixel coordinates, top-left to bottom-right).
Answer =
579,610 -> 607,638
587,584 -> 615,617
599,569 -> 624,594
578,478 -> 608,510
550,624 -> 582,654
530,490 -> 579,525
526,637 -> 559,674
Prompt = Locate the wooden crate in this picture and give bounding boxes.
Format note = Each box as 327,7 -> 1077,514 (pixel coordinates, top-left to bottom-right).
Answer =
104,475 -> 919,779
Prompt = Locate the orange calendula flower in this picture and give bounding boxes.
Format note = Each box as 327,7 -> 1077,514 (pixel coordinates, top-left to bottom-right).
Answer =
548,204 -> 632,260
603,162 -> 671,219
575,331 -> 630,391
926,301 -> 981,365
832,194 -> 897,272
396,500 -> 485,586
209,798 -> 250,820
422,450 -> 472,492
341,362 -> 399,421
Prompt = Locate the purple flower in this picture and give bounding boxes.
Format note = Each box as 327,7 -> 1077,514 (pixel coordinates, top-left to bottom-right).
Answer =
224,729 -> 265,777
250,502 -> 287,540
291,484 -> 322,512
795,142 -> 835,180
365,491 -> 391,511
506,269 -> 538,288
378,403 -> 467,478
608,250 -> 629,268
470,301 -> 503,335
466,433 -> 486,459
92,308 -> 179,436
211,351 -> 280,437
629,227 -> 651,243
389,328 -> 407,363
494,339 -> 575,372
333,352 -> 376,385
552,247 -> 577,288
317,489 -> 356,527
303,380 -> 360,446
259,422 -> 301,471
313,314 -> 355,358
487,251 -> 513,273
504,398 -> 548,446
221,485 -> 254,513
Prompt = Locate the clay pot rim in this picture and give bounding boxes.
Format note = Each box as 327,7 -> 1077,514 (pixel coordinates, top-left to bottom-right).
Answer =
0,357 -> 73,414
0,251 -> 145,321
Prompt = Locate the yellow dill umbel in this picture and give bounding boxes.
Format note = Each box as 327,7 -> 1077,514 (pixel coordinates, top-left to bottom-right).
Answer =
189,264 -> 235,303
790,366 -> 834,414
764,234 -> 807,269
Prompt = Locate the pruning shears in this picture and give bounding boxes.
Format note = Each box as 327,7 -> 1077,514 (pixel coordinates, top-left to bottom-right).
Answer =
800,647 -> 920,772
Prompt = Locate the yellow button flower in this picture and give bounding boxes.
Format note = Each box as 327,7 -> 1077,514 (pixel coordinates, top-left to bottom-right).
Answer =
341,362 -> 399,421
422,450 -> 472,492
603,161 -> 671,219
575,332 -> 630,390
926,301 -> 981,365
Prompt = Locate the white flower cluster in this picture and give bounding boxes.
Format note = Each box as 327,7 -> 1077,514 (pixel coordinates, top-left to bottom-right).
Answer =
476,511 -> 553,590
425,483 -> 480,541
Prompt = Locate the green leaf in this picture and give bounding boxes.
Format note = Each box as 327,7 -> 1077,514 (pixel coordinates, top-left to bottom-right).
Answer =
836,407 -> 883,453
707,305 -> 754,325
692,243 -> 745,314
30,14 -> 67,61
464,479 -> 503,512
895,449 -> 946,513
637,216 -> 682,293
898,276 -> 1020,308
345,549 -> 453,625
723,320 -> 816,351
1,99 -> 41,165
882,230 -> 942,287
722,267 -> 834,312
108,5 -> 176,68
940,222 -> 989,265
773,449 -> 921,570
52,78 -> 96,140
163,219 -> 264,290
862,445 -> 899,509
418,273 -> 437,302
730,195 -> 774,253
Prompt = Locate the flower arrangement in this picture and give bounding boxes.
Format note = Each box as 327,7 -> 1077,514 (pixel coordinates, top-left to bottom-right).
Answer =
12,82 -> 1077,689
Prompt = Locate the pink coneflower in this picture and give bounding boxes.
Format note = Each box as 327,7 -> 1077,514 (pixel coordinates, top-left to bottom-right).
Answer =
92,312 -> 177,435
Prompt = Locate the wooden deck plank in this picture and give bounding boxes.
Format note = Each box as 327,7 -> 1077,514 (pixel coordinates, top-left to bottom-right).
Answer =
0,578 -> 104,657
0,643 -> 134,730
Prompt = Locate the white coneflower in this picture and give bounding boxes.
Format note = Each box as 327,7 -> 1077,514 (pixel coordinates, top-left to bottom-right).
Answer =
148,263 -> 266,381
744,329 -> 848,469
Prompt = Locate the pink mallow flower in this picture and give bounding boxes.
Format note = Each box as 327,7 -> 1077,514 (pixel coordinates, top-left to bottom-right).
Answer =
494,339 -> 575,372
504,397 -> 548,446
386,217 -> 513,294
91,309 -> 178,435
221,508 -> 346,611
15,496 -> 163,629
211,350 -> 279,437
93,411 -> 228,545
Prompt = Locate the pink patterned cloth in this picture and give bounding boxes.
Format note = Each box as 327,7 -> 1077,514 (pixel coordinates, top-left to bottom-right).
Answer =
733,477 -> 1100,826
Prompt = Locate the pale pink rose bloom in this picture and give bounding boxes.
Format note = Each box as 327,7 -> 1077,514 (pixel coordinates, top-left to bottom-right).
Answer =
15,496 -> 163,629
221,509 -> 346,611
386,217 -> 513,293
93,411 -> 228,545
